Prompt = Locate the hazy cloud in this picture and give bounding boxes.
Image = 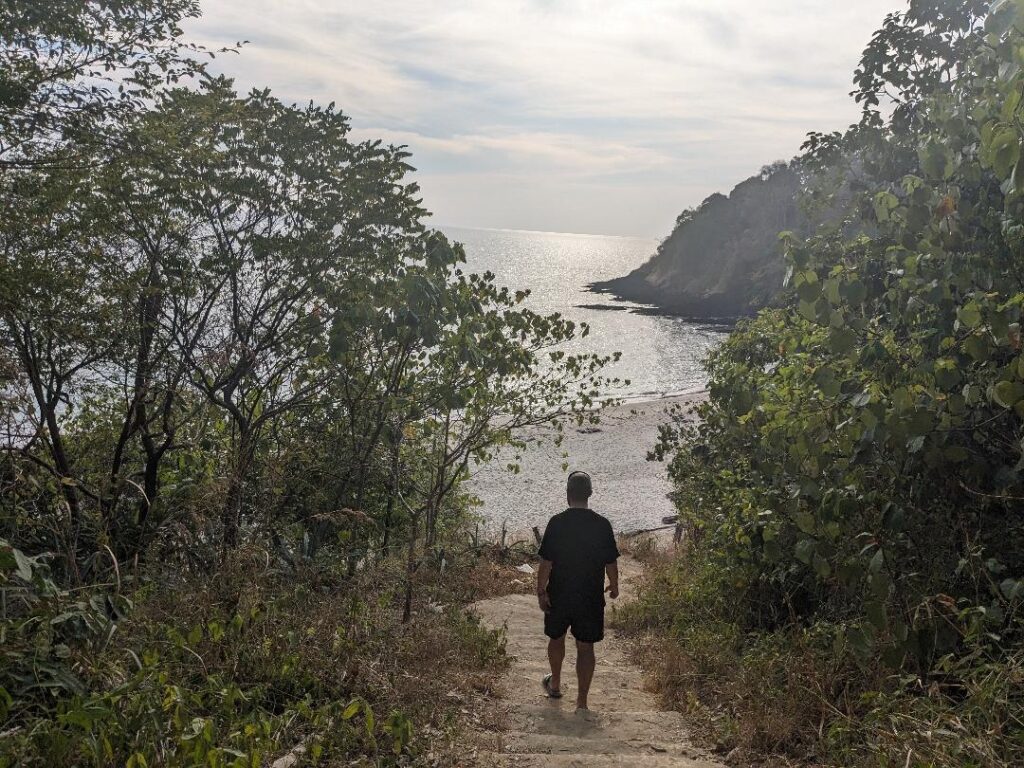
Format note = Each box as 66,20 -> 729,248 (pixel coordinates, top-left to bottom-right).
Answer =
187,0 -> 903,236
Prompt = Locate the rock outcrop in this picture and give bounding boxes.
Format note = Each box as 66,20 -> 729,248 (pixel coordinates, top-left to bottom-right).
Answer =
592,161 -> 809,319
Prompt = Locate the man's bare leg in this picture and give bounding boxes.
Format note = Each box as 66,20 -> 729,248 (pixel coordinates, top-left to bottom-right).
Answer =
575,640 -> 595,709
548,634 -> 566,692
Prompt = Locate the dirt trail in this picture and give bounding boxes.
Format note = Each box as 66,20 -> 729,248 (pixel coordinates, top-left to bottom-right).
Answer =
469,555 -> 724,767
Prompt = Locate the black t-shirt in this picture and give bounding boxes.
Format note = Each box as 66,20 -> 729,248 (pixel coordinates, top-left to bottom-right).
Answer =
538,507 -> 620,609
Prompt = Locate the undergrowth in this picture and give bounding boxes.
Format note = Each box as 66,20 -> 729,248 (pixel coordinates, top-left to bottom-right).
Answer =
617,544 -> 1024,767
1,540 -> 515,767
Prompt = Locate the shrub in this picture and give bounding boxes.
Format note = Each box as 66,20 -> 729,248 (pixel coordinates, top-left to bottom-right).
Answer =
1,539 -> 509,766
632,7 -> 1024,761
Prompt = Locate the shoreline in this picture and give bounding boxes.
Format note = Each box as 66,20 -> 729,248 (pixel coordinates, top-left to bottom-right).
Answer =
586,277 -> 748,325
467,390 -> 706,538
613,386 -> 708,407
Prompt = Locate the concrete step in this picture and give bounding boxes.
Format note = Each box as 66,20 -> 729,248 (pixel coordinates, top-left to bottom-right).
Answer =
502,674 -> 659,712
482,754 -> 723,768
492,708 -> 702,759
468,558 -> 725,768
505,705 -> 688,735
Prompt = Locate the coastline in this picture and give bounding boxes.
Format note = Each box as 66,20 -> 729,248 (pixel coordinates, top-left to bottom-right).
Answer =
613,385 -> 708,407
467,390 -> 706,539
587,274 -> 751,325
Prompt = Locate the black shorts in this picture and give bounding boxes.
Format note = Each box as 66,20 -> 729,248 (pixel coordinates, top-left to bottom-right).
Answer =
544,603 -> 604,643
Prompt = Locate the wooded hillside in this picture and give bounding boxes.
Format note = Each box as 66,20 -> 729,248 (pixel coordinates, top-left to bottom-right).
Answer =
593,161 -> 808,318
626,2 -> 1024,765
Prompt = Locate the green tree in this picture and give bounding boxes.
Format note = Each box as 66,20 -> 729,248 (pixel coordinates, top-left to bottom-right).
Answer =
0,0 -> 211,168
650,3 -> 1024,762
0,158 -> 131,573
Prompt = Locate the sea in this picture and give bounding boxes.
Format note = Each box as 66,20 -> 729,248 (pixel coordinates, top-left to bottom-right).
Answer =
442,225 -> 728,399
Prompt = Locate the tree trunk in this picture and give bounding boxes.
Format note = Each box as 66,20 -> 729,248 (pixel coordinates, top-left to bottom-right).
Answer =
222,474 -> 243,553
222,431 -> 254,556
380,427 -> 403,560
104,266 -> 163,547
42,403 -> 82,555
425,499 -> 438,549
402,512 -> 418,623
139,448 -> 161,527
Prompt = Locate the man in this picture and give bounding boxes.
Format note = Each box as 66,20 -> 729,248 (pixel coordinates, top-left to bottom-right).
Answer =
536,470 -> 620,716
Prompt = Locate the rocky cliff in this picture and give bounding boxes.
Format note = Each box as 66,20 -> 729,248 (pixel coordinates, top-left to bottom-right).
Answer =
592,162 -> 809,319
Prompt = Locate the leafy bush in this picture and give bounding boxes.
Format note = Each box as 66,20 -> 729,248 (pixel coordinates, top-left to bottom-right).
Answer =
1,539 -> 132,725
634,2 -> 1024,765
621,546 -> 1024,766
1,539 -> 508,766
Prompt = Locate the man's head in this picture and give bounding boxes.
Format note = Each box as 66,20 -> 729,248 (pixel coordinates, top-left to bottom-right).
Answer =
566,470 -> 592,507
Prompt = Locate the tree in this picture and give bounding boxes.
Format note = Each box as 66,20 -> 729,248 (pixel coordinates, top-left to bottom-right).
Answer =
0,158 -> 130,575
138,81 -> 431,552
388,267 -> 619,619
660,0 -> 1024,676
0,0 -> 212,168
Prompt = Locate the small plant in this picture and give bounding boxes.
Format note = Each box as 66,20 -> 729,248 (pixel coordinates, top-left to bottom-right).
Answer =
0,531 -> 516,766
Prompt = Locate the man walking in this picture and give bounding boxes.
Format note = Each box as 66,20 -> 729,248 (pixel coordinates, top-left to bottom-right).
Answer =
536,470 -> 620,717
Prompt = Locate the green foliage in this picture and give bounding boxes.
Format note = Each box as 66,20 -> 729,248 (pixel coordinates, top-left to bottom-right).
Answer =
0,0 -> 212,166
1,542 -> 508,766
1,538 -> 131,717
0,0 -> 607,761
0,3 -> 613,567
645,1 -> 1024,764
667,0 -> 1024,668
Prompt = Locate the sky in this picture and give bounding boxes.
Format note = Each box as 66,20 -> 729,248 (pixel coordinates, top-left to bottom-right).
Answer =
188,1 -> 904,238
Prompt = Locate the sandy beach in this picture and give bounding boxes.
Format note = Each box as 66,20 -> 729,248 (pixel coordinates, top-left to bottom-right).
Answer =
467,391 -> 706,539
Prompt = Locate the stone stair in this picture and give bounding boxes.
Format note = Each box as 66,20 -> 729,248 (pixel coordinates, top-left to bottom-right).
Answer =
469,558 -> 725,767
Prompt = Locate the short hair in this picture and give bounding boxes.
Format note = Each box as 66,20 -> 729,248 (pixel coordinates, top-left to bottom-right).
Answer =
566,470 -> 592,500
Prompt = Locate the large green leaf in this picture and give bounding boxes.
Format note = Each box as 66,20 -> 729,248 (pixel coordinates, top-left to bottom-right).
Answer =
993,380 -> 1024,408
794,539 -> 816,565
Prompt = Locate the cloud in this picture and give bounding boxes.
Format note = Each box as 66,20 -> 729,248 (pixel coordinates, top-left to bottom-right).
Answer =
186,0 -> 905,236
348,127 -> 672,177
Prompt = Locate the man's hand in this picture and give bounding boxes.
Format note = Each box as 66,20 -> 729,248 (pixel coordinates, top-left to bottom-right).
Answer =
537,559 -> 553,613
605,561 -> 619,600
537,590 -> 552,613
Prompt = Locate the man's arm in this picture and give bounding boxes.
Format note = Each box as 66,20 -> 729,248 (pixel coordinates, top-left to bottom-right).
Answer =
604,521 -> 620,599
605,561 -> 619,599
537,559 -> 553,612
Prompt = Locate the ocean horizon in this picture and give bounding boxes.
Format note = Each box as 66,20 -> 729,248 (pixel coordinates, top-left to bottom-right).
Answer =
442,224 -> 727,399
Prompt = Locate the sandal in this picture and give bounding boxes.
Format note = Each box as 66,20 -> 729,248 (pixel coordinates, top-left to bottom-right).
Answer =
541,673 -> 562,699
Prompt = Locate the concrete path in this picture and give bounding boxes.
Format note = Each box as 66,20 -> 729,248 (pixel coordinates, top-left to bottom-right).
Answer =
469,555 -> 724,767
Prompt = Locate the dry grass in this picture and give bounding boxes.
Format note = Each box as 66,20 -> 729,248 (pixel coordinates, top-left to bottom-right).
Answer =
126,544 -> 515,764
614,548 -> 866,766
454,557 -> 535,601
617,549 -> 1024,768
437,541 -> 538,602
617,530 -> 679,567
628,629 -> 856,766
